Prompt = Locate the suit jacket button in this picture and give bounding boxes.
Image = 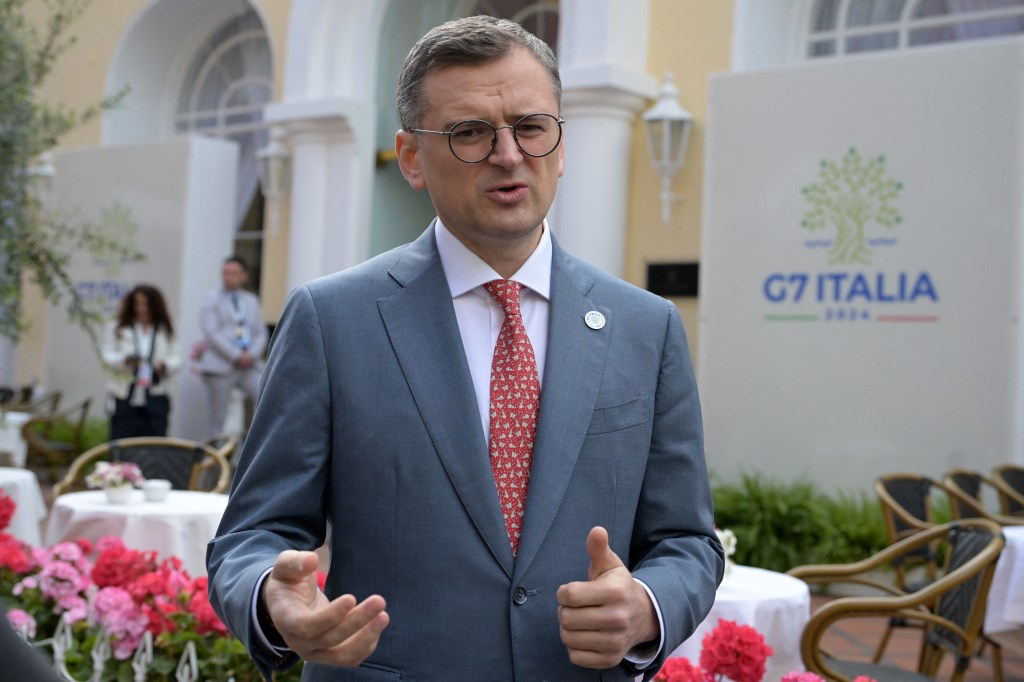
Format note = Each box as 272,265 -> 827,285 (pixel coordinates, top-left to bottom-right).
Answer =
512,586 -> 528,605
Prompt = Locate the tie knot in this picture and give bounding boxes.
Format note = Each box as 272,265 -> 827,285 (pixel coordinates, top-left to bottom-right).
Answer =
484,279 -> 524,317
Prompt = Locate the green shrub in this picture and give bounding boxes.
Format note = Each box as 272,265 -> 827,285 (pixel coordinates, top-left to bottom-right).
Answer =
711,472 -> 889,572
711,473 -> 832,572
818,491 -> 888,564
46,416 -> 109,451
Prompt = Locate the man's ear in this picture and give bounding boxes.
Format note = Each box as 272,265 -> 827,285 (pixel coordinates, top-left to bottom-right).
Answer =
396,130 -> 426,190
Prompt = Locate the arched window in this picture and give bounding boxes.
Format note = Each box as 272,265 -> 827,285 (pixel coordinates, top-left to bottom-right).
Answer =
174,9 -> 272,288
467,0 -> 559,50
807,0 -> 1024,58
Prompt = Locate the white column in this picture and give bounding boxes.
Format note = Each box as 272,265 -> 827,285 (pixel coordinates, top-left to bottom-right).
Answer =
267,99 -> 376,292
551,0 -> 657,277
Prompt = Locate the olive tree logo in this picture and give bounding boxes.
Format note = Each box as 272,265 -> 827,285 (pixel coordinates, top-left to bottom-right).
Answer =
801,148 -> 903,265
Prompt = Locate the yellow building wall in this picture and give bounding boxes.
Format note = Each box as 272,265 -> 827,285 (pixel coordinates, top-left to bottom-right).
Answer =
628,0 -> 734,368
16,0 -> 293,384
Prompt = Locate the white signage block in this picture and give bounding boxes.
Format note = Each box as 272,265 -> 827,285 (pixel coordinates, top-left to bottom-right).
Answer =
699,40 -> 1024,490
45,136 -> 238,440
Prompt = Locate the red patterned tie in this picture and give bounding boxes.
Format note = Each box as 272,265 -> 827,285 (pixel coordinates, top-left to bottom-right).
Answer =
484,279 -> 540,556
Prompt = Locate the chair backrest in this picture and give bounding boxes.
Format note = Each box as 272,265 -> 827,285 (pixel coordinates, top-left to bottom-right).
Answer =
943,468 -> 1024,526
203,432 -> 240,463
7,390 -> 61,416
922,520 -> 1006,676
20,397 -> 91,477
874,473 -> 946,588
991,464 -> 1024,516
54,437 -> 230,497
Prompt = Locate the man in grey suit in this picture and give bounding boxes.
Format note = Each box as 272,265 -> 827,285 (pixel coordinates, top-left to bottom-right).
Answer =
197,255 -> 267,438
208,15 -> 723,682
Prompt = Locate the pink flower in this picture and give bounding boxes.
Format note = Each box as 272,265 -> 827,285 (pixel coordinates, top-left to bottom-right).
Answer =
59,595 -> 88,624
93,587 -> 149,659
95,536 -> 125,553
37,561 -> 89,604
6,608 -> 36,638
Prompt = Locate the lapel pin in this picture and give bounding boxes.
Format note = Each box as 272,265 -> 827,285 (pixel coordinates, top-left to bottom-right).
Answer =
584,311 -> 606,330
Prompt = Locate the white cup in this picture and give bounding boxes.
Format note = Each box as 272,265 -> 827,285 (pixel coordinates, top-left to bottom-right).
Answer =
143,478 -> 172,502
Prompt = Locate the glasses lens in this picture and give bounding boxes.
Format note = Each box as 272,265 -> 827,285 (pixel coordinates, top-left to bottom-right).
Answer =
514,114 -> 561,158
448,121 -> 496,163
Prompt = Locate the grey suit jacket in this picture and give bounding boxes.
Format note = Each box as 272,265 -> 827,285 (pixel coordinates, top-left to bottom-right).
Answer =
197,287 -> 268,374
207,225 -> 723,681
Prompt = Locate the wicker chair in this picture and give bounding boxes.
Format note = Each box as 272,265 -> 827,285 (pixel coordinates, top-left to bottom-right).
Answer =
943,468 -> 1024,527
788,519 -> 1005,682
872,473 -> 958,662
20,396 -> 90,480
53,437 -> 231,497
991,464 -> 1024,517
4,389 -> 61,416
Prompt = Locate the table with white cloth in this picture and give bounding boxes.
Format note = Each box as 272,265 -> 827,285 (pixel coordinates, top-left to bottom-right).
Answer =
985,524 -> 1024,634
669,564 -> 811,680
0,411 -> 31,468
0,467 -> 47,547
44,490 -> 229,576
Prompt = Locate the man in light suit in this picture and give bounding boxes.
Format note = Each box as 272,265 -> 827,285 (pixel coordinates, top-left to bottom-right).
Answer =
197,255 -> 267,438
208,15 -> 723,682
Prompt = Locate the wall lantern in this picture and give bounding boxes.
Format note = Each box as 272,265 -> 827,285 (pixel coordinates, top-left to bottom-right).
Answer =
643,72 -> 693,224
257,127 -> 291,236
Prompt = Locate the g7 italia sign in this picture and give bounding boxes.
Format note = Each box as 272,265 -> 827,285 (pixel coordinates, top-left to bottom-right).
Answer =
763,148 -> 939,323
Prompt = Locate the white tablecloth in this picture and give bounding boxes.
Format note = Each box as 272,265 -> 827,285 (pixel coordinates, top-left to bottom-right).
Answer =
670,565 -> 811,680
44,490 -> 229,576
985,524 -> 1024,633
0,467 -> 46,547
0,411 -> 31,468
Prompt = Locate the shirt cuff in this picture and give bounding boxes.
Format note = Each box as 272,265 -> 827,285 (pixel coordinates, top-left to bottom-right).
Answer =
623,577 -> 665,668
251,567 -> 292,655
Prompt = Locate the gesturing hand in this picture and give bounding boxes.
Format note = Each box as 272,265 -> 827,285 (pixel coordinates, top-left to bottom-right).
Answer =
556,527 -> 658,669
262,550 -> 389,667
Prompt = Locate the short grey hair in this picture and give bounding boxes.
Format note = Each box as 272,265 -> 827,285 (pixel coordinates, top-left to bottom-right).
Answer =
396,15 -> 561,131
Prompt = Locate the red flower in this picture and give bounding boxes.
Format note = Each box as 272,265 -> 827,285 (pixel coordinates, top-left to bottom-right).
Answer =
188,577 -> 227,636
92,545 -> 157,588
699,619 -> 773,682
0,493 -> 14,532
655,657 -> 708,682
0,533 -> 33,573
316,570 -> 327,590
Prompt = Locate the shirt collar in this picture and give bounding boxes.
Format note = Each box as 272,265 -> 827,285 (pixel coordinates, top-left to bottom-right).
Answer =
435,219 -> 551,300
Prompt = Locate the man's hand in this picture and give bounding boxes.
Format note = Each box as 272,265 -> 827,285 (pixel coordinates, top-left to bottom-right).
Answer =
556,527 -> 659,669
236,350 -> 253,369
262,550 -> 389,667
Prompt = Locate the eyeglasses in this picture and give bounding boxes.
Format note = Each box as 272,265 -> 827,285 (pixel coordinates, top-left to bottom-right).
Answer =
411,112 -> 565,164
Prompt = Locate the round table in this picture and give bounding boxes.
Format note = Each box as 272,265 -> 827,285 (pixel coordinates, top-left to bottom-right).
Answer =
0,467 -> 47,547
0,411 -> 31,468
669,564 -> 811,680
44,490 -> 229,576
985,524 -> 1024,633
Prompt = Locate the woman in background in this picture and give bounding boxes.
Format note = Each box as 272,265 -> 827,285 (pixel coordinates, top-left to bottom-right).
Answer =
101,285 -> 181,439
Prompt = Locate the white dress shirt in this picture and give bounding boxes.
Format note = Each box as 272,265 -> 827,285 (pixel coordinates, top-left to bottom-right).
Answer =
434,218 -> 550,443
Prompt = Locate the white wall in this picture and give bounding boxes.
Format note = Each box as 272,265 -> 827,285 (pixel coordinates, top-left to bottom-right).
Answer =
699,40 -> 1024,492
45,136 -> 238,440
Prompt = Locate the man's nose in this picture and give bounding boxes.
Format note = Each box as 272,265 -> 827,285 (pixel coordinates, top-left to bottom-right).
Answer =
487,125 -> 523,167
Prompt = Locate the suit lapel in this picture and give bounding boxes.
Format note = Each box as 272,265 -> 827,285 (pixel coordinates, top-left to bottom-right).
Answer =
377,226 -> 514,576
514,243 -> 610,579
